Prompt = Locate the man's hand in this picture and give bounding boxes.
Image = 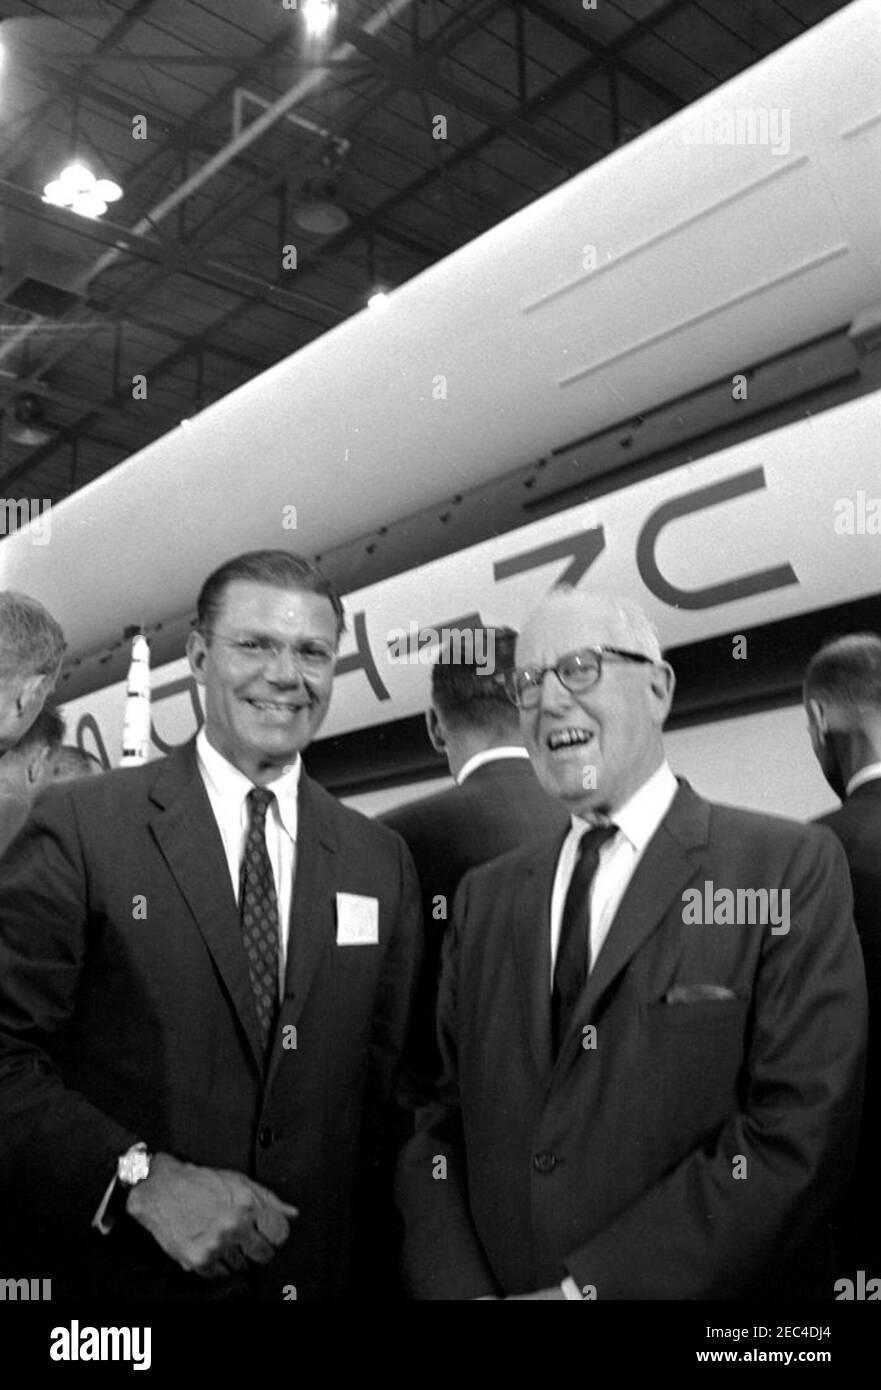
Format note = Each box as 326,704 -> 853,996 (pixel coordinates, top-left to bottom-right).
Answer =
126,1152 -> 298,1278
505,1286 -> 566,1300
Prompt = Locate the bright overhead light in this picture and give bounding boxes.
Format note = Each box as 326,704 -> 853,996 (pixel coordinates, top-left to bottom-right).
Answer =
302,0 -> 338,41
42,180 -> 69,207
367,290 -> 390,310
94,178 -> 123,203
42,161 -> 122,218
72,191 -> 108,219
58,162 -> 95,193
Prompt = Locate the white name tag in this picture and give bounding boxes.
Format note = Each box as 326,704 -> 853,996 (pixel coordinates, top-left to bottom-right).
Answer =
336,893 -> 379,946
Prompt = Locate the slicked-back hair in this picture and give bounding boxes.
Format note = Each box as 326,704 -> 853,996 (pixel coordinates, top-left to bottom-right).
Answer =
804,633 -> 881,713
432,626 -> 520,735
196,550 -> 345,641
0,590 -> 66,680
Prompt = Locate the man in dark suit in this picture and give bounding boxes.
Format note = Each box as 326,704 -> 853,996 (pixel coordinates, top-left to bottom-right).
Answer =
382,627 -> 568,1082
397,587 -> 867,1300
805,631 -> 881,1276
0,550 -> 421,1300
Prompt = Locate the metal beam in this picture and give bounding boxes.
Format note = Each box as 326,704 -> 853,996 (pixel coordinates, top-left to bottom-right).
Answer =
0,179 -> 345,324
0,295 -> 308,489
4,0 -> 509,406
35,54 -> 372,70
0,0 -> 163,180
337,21 -> 586,173
518,0 -> 689,111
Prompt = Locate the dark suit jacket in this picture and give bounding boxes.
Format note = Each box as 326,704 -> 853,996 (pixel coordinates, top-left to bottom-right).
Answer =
817,778 -> 881,1268
396,781 -> 868,1300
382,757 -> 568,1083
0,741 -> 421,1300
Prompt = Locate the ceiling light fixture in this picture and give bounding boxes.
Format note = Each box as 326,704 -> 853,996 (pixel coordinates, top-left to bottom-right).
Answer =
42,161 -> 123,220
302,1 -> 338,42
367,289 -> 390,310
5,393 -> 53,448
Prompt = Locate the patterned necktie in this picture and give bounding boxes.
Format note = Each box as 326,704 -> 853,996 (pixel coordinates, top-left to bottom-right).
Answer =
240,787 -> 281,1056
552,822 -> 617,1057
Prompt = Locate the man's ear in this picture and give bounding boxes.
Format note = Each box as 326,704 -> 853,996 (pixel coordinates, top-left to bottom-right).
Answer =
11,672 -> 50,740
186,628 -> 209,686
25,744 -> 51,787
426,706 -> 446,755
806,697 -> 828,741
648,660 -> 676,725
15,671 -> 48,717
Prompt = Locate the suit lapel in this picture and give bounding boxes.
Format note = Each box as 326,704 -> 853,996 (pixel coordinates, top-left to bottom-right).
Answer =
511,835 -> 563,1083
148,742 -> 265,1073
553,782 -> 711,1062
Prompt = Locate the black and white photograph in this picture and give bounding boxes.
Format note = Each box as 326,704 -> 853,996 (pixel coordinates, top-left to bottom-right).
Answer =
0,0 -> 879,1368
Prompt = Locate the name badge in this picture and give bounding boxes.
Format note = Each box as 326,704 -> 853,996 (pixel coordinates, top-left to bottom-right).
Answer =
336,893 -> 379,946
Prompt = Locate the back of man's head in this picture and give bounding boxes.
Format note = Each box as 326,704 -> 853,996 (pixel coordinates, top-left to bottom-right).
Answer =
45,744 -> 104,784
0,591 -> 66,752
804,633 -> 881,720
804,632 -> 881,799
427,627 -> 522,777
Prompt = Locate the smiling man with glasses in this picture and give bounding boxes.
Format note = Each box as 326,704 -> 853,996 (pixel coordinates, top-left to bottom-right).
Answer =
0,550 -> 422,1302
397,586 -> 867,1302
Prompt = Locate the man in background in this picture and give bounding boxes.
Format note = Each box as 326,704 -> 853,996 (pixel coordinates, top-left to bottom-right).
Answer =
382,626 -> 567,1082
45,744 -> 105,783
0,590 -> 65,755
805,632 -> 881,1275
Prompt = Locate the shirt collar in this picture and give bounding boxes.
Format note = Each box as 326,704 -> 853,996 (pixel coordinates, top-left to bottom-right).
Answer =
456,746 -> 530,786
571,760 -> 678,851
196,727 -> 301,839
846,761 -> 881,798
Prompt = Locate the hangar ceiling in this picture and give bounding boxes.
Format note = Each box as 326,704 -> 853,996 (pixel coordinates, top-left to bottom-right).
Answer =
0,0 -> 852,503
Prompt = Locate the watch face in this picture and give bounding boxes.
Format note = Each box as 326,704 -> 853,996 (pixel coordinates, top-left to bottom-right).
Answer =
119,1150 -> 150,1186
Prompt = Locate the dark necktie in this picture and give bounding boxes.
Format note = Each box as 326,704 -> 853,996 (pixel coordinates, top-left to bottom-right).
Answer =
240,787 -> 281,1056
552,822 -> 617,1056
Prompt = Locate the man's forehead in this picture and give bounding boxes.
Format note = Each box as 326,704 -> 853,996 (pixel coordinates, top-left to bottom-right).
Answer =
220,580 -> 334,625
517,596 -> 624,663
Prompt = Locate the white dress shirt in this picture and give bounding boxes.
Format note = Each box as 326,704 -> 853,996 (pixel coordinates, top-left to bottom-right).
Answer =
557,760 -> 678,1300
456,746 -> 530,785
196,728 -> 300,988
549,760 -> 679,982
846,761 -> 881,797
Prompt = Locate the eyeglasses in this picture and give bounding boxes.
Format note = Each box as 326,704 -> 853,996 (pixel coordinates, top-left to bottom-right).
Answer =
505,645 -> 655,708
207,632 -> 335,674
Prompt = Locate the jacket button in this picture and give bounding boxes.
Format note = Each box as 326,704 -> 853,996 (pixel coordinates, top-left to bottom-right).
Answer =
258,1125 -> 274,1149
533,1150 -> 557,1174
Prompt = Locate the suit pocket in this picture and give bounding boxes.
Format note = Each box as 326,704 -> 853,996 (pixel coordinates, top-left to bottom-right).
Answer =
637,998 -> 749,1159
649,996 -> 747,1027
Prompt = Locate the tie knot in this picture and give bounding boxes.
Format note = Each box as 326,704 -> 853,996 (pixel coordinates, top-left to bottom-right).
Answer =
247,786 -> 275,824
578,821 -> 617,855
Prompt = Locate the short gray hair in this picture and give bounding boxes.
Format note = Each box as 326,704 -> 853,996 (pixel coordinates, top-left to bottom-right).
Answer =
524,587 -> 663,661
0,590 -> 67,680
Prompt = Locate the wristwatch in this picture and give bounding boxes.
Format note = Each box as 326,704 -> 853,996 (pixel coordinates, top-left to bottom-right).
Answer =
117,1143 -> 152,1191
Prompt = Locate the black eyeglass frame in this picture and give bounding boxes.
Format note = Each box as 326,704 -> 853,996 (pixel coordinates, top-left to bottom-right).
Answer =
503,645 -> 656,708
